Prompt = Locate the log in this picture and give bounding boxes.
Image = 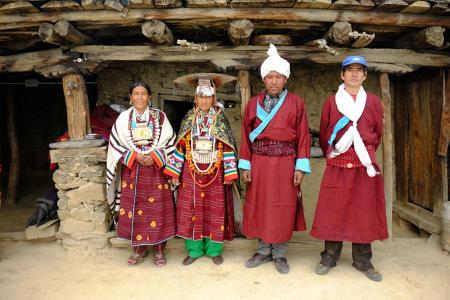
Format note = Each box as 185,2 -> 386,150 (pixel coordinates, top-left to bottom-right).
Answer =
62,73 -> 91,140
251,34 -> 292,45
104,0 -> 124,11
0,48 -> 77,72
153,0 -> 182,8
0,0 -> 38,14
328,0 -> 361,10
5,90 -> 19,206
375,0 -> 408,12
238,70 -> 251,118
1,8 -> 450,28
186,0 -> 228,7
38,22 -> 72,46
427,3 -> 447,15
323,21 -> 352,46
141,20 -> 174,45
40,0 -> 84,12
401,0 -> 430,14
349,31 -> 375,48
266,0 -> 296,7
230,0 -> 267,7
395,26 -> 446,50
380,72 -> 394,241
54,20 -> 97,45
128,0 -> 154,8
228,19 -> 254,46
438,69 -> 450,156
294,0 -> 331,9
356,0 -> 376,11
81,0 -> 104,10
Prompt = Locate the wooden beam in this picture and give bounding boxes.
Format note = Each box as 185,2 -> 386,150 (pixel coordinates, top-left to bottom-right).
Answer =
5,90 -> 19,206
38,22 -> 72,46
54,20 -> 97,45
0,0 -> 38,14
186,0 -> 228,7
251,34 -> 292,45
439,69 -> 450,156
380,72 -> 394,241
141,20 -> 174,45
35,61 -> 104,78
323,21 -> 352,46
62,73 -> 91,140
0,48 -> 77,73
395,26 -> 446,50
228,19 -> 254,46
0,8 -> 449,28
40,0 -> 83,12
238,70 -> 250,118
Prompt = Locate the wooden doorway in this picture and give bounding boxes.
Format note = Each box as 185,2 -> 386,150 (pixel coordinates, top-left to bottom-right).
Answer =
393,69 -> 446,233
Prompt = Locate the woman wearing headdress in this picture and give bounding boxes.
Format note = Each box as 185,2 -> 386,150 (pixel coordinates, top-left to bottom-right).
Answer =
164,75 -> 239,265
106,80 -> 176,267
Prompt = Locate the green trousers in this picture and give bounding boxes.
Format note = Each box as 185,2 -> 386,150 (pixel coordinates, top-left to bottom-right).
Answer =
185,238 -> 223,258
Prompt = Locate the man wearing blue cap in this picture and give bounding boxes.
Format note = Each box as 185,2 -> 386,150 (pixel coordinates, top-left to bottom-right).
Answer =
311,56 -> 388,282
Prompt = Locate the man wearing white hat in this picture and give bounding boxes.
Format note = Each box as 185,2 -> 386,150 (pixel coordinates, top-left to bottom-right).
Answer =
311,56 -> 388,282
239,44 -> 311,274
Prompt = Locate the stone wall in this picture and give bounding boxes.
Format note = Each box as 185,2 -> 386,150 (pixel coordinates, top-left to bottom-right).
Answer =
50,145 -> 113,249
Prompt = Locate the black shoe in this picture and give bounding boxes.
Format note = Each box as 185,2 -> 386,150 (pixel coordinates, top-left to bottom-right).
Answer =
273,257 -> 290,274
362,268 -> 383,282
315,263 -> 331,275
245,253 -> 272,268
212,255 -> 224,265
182,256 -> 197,266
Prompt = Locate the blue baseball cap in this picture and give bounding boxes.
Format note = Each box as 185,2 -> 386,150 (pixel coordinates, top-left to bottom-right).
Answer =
341,56 -> 368,69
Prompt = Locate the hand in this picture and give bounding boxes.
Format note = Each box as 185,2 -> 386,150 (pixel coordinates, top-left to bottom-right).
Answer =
293,170 -> 304,186
136,153 -> 154,166
242,170 -> 251,183
224,180 -> 233,185
171,178 -> 180,186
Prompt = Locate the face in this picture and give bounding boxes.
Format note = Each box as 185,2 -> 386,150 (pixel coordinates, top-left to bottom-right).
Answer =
263,71 -> 287,96
195,95 -> 214,112
130,86 -> 151,113
341,63 -> 367,91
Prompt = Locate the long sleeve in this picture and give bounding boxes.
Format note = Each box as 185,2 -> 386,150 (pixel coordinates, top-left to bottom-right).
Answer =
294,99 -> 311,174
319,99 -> 331,155
238,99 -> 255,170
163,140 -> 186,179
223,143 -> 238,181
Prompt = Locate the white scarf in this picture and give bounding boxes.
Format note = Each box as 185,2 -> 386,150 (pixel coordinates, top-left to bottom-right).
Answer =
329,84 -> 378,177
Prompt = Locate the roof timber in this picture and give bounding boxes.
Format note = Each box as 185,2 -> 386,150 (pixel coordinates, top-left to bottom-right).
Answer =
1,45 -> 449,75
0,8 -> 449,28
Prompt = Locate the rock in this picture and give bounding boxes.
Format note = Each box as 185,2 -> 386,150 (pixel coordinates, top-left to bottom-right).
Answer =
58,178 -> 89,190
53,170 -> 77,185
79,170 -> 105,179
25,222 -> 60,240
49,139 -> 106,149
59,218 -> 96,234
109,237 -> 131,248
57,198 -> 68,211
66,182 -> 106,204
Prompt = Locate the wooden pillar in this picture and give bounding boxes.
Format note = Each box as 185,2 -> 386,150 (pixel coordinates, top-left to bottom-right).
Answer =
62,73 -> 91,140
380,73 -> 394,240
5,90 -> 19,206
238,70 -> 251,118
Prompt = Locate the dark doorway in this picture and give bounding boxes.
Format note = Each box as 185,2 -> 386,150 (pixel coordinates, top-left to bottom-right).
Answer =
164,100 -> 193,134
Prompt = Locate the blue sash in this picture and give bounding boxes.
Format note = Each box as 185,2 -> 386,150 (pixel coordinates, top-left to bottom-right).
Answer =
328,115 -> 350,145
249,92 -> 287,143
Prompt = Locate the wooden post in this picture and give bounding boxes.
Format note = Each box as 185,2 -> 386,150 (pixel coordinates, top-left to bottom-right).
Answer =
238,70 -> 251,118
5,90 -> 19,206
380,73 -> 394,240
62,73 -> 91,140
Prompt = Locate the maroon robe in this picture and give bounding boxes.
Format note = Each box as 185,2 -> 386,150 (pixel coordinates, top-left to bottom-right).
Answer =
240,91 -> 311,244
310,92 -> 389,244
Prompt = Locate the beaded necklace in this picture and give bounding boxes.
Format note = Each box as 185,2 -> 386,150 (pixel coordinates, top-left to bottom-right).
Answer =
126,107 -> 161,154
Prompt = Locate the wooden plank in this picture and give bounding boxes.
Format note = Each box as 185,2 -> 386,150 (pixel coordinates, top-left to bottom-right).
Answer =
81,0 -> 105,10
0,0 -> 38,14
62,73 -> 91,140
153,0 -> 182,8
230,0 -> 267,7
380,72 -> 394,240
439,69 -> 450,156
400,0 -> 430,14
40,0 -> 84,12
375,0 -> 408,12
186,0 -> 229,7
0,8 -> 450,28
0,48 -> 77,72
393,201 -> 441,234
329,0 -> 361,10
238,70 -> 250,118
294,0 -> 331,9
5,90 -> 19,205
266,0 -> 296,7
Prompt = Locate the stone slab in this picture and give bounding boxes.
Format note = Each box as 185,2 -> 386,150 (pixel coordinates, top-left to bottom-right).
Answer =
49,139 -> 106,149
25,222 -> 59,240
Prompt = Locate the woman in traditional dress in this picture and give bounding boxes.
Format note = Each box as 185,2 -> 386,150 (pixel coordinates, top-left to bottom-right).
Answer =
164,75 -> 239,265
106,80 -> 176,267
